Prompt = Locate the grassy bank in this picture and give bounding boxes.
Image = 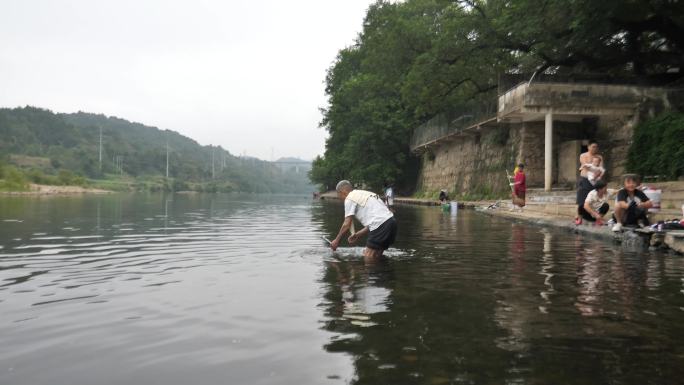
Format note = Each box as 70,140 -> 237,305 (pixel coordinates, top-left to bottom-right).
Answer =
0,163 -> 275,194
414,188 -> 508,202
0,163 -> 89,192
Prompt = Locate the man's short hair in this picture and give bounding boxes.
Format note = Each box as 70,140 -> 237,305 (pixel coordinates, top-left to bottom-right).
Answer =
623,174 -> 640,183
594,180 -> 607,190
336,180 -> 353,192
588,139 -> 598,146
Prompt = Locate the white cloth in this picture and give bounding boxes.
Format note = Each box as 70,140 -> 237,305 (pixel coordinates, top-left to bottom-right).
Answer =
584,189 -> 608,212
344,190 -> 393,231
385,187 -> 394,198
346,189 -> 375,207
385,187 -> 394,206
583,164 -> 605,184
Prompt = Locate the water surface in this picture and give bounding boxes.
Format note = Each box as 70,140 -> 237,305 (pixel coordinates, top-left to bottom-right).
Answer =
1,194 -> 683,385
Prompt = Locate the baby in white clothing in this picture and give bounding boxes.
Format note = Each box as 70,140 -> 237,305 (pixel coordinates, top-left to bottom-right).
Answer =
579,156 -> 605,185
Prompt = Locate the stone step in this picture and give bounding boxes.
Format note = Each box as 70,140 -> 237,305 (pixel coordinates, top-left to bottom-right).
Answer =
643,181 -> 684,191
661,191 -> 684,201
526,187 -> 684,208
502,201 -> 682,222
653,210 -> 684,221
526,187 -> 574,196
664,231 -> 684,253
528,195 -> 576,204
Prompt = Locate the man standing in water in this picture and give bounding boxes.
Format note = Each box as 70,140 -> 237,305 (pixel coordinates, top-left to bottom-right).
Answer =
575,140 -> 603,225
330,180 -> 398,259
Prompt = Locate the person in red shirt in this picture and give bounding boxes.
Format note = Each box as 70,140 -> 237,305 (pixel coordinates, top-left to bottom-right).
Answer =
512,163 -> 526,209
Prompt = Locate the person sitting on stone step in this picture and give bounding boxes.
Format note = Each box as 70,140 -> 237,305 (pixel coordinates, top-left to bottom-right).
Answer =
580,179 -> 609,225
439,189 -> 449,204
612,174 -> 653,232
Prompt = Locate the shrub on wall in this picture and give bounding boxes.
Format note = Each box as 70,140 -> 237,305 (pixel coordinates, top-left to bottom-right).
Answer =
627,113 -> 684,180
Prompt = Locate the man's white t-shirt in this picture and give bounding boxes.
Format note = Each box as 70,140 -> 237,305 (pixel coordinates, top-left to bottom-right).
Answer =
584,189 -> 608,212
345,194 -> 393,231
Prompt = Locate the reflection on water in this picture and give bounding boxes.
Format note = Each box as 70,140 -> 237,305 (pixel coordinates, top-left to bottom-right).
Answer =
0,194 -> 683,385
315,200 -> 684,385
0,194 -> 354,385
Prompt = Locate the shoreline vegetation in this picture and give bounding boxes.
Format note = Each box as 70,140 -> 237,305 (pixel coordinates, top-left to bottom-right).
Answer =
309,1 -> 684,195
0,107 -> 315,195
0,183 -> 112,196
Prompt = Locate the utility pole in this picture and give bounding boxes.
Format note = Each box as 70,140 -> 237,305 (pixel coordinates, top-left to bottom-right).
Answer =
98,126 -> 102,171
165,140 -> 169,179
114,155 -> 123,175
211,147 -> 215,179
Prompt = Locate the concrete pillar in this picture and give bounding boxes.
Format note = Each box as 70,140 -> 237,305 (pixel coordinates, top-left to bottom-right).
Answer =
544,112 -> 553,191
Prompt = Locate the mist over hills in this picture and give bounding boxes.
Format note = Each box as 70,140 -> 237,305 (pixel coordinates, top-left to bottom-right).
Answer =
0,106 -> 315,193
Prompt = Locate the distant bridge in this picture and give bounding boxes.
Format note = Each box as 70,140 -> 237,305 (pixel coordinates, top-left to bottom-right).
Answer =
271,160 -> 312,174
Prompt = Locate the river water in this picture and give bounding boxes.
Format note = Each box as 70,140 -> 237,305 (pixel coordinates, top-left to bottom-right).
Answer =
0,194 -> 683,385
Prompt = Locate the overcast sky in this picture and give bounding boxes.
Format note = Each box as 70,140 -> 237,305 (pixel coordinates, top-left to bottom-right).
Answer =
0,0 -> 374,160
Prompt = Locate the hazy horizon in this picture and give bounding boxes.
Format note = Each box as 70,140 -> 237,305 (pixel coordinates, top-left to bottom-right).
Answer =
0,0 -> 375,161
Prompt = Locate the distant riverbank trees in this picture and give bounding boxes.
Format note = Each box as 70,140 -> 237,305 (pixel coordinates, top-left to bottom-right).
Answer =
0,107 -> 315,193
0,163 -> 28,191
311,0 -> 684,192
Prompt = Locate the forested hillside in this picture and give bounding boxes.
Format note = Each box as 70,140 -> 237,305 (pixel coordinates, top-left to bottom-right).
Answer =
311,0 -> 684,191
0,106 -> 314,193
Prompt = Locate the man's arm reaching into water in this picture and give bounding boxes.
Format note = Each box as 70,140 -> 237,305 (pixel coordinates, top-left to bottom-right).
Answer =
348,226 -> 369,244
331,216 -> 353,251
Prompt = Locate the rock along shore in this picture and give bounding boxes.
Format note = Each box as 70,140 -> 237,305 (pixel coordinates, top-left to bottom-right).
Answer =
0,184 -> 112,196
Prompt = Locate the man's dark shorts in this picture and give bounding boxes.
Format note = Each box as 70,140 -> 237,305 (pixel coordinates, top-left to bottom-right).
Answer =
367,217 -> 397,250
576,177 -> 593,207
579,202 -> 609,222
620,201 -> 650,226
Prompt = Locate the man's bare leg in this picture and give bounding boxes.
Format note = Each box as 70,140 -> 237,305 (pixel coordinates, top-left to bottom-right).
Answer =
363,247 -> 385,265
363,247 -> 384,261
614,204 -> 626,224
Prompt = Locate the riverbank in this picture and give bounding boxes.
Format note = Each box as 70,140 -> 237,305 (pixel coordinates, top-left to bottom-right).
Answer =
318,190 -> 683,254
477,204 -> 684,254
319,190 -> 490,208
0,183 -> 112,196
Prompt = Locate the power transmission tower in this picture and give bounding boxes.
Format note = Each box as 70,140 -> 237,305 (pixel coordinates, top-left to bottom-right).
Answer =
114,155 -> 123,175
98,126 -> 102,171
211,147 -> 215,179
166,140 -> 169,179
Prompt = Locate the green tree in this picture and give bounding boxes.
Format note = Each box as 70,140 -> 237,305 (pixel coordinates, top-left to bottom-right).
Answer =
311,0 -> 683,192
627,113 -> 684,179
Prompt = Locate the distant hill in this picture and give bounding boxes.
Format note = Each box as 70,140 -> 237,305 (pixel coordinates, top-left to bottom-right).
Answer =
0,106 -> 315,193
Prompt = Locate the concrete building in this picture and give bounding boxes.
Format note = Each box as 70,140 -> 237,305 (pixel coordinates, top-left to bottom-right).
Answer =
411,76 -> 678,195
